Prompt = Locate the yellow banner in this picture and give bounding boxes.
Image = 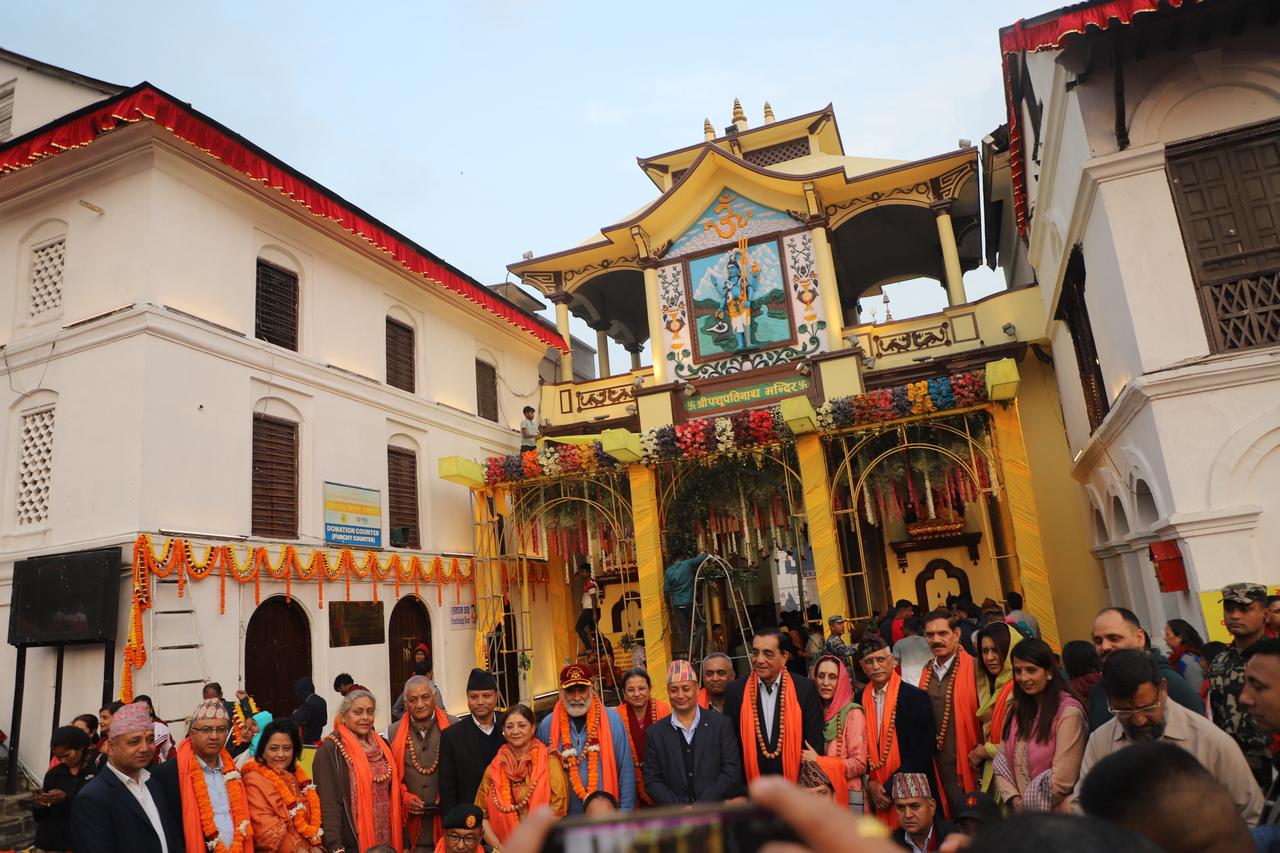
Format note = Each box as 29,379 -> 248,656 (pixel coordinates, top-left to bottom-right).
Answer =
628,464 -> 671,700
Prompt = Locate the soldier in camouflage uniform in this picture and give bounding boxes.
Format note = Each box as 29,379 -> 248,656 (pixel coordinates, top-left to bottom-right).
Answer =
1209,582 -> 1273,791
823,614 -> 859,673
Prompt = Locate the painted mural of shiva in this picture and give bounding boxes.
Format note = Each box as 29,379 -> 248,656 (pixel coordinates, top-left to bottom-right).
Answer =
712,248 -> 759,351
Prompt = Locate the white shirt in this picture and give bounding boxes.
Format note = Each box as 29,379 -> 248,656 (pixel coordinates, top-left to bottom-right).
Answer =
873,685 -> 888,732
107,763 -> 170,853
473,715 -> 496,736
758,675 -> 781,743
671,706 -> 702,745
931,651 -> 958,683
520,417 -> 538,445
894,635 -> 932,687
905,826 -> 934,853
581,584 -> 598,611
196,754 -> 234,846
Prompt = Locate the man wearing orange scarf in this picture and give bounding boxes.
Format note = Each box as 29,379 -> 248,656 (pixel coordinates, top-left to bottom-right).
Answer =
535,664 -> 635,812
723,628 -> 824,782
390,676 -> 455,851
919,610 -> 981,818
150,698 -> 253,853
858,635 -> 938,830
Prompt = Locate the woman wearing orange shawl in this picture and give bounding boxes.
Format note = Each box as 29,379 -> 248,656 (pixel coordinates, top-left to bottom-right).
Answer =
968,622 -> 1019,798
313,688 -> 403,853
806,655 -> 867,810
615,668 -> 670,807
476,705 -> 567,846
242,720 -> 323,852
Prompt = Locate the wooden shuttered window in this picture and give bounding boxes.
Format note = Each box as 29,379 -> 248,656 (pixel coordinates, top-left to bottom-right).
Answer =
386,317 -> 415,392
252,414 -> 298,539
476,360 -> 498,422
255,259 -> 298,351
1056,247 -> 1109,433
387,446 -> 420,549
1167,121 -> 1280,353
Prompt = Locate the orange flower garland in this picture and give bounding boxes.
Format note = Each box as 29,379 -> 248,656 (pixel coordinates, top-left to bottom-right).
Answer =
188,750 -> 252,853
558,699 -> 602,802
243,760 -> 323,846
621,701 -> 659,806
489,742 -> 546,815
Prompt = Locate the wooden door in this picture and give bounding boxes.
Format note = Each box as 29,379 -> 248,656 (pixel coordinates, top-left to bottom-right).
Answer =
388,597 -> 431,701
245,597 -> 311,720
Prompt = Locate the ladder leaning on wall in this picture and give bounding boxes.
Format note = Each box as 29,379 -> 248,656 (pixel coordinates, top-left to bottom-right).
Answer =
146,575 -> 212,739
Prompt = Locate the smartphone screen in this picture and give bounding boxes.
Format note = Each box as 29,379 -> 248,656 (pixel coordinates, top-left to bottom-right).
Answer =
542,802 -> 800,853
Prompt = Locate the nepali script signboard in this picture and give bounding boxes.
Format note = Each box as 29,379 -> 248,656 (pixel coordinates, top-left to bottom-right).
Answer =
683,376 -> 811,417
323,482 -> 382,547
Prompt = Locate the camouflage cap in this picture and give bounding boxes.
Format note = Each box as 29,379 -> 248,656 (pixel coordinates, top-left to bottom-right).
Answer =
1221,582 -> 1268,606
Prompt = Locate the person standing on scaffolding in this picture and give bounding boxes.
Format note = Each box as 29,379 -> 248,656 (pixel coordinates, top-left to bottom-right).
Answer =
664,536 -> 709,660
575,564 -> 600,653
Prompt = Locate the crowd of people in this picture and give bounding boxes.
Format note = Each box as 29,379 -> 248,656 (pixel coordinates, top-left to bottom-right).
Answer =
20,581 -> 1280,853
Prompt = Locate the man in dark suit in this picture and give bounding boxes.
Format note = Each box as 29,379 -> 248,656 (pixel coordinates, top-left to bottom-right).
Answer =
439,668 -> 506,813
644,659 -> 743,805
722,627 -> 824,783
72,701 -> 183,853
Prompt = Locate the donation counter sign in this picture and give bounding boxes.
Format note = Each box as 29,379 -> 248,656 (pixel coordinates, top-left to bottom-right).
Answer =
324,482 -> 382,547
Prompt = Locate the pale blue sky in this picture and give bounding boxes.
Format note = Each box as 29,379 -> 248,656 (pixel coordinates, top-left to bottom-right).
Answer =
8,1 -> 1038,367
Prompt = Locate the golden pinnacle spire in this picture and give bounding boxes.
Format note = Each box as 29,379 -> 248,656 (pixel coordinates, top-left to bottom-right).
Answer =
732,98 -> 746,126
763,101 -> 775,124
704,118 -> 715,141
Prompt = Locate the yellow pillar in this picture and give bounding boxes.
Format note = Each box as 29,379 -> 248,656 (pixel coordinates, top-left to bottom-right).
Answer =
628,463 -> 671,699
990,402 -> 1061,649
554,298 -> 574,382
794,433 -> 851,623
596,329 -> 612,378
810,226 -> 848,351
642,266 -> 669,386
933,203 -> 966,307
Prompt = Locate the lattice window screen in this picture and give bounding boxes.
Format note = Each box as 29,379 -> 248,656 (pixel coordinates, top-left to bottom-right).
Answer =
30,238 -> 66,319
18,408 -> 55,525
742,138 -> 810,168
0,83 -> 13,142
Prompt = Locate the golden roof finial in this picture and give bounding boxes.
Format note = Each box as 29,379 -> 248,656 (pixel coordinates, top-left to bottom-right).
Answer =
763,101 -> 775,124
732,98 -> 746,126
704,118 -> 715,141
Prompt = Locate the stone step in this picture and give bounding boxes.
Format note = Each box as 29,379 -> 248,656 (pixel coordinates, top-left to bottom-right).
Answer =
0,810 -> 35,850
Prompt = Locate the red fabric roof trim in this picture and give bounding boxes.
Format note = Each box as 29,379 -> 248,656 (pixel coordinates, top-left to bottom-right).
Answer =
999,0 -> 1204,237
0,87 -> 568,353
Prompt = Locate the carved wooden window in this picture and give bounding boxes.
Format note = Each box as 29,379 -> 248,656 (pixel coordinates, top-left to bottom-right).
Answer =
1167,121 -> 1280,353
742,138 -> 810,168
255,259 -> 298,351
476,360 -> 499,422
386,317 -> 415,393
17,407 -> 54,526
1056,246 -> 1109,433
387,446 -> 420,549
252,413 -> 298,539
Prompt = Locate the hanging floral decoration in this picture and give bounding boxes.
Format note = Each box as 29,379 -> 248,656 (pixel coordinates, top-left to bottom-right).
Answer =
483,441 -> 618,486
529,480 -> 635,573
816,369 -> 988,431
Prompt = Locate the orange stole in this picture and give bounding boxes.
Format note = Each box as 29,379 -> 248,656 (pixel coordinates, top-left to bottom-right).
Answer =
862,674 -> 903,830
392,708 -> 451,847
919,653 -> 981,817
549,698 -> 621,799
617,700 -> 670,806
989,681 -> 1014,747
814,754 -> 849,806
334,723 -> 405,853
739,672 -> 803,782
176,740 -> 253,853
485,741 -> 552,843
697,688 -> 709,709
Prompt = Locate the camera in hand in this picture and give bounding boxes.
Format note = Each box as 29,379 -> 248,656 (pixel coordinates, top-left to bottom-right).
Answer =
542,802 -> 799,853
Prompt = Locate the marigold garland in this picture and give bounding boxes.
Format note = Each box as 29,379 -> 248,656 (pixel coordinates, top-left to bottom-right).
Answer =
189,750 -> 252,853
242,759 -> 323,845
621,700 -> 659,805
489,741 -> 547,815
558,699 -> 602,802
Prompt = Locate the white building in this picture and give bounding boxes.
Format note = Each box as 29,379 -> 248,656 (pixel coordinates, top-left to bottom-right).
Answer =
986,0 -> 1280,639
0,49 -> 564,777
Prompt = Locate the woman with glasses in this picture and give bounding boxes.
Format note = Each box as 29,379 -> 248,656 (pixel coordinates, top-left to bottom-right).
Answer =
993,639 -> 1087,812
243,719 -> 324,852
613,669 -> 669,807
314,687 -> 402,853
476,704 -> 566,847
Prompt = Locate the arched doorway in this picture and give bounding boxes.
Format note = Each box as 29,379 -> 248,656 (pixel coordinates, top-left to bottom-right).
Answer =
245,596 -> 311,721
388,596 -> 432,702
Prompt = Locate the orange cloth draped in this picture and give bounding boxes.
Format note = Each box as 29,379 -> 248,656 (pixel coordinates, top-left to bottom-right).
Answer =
697,688 -> 709,709
393,708 -> 451,848
485,742 -> 552,843
176,740 -> 252,853
814,754 -> 849,806
549,698 -> 620,799
862,673 -> 903,830
335,722 -> 404,853
739,672 -> 803,782
920,653 -> 981,818
989,681 -> 1015,748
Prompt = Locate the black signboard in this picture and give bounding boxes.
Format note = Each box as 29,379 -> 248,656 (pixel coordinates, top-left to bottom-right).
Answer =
328,601 -> 385,647
9,548 -> 121,647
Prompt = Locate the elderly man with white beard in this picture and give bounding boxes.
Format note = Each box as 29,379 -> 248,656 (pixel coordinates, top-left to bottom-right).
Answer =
536,664 -> 636,812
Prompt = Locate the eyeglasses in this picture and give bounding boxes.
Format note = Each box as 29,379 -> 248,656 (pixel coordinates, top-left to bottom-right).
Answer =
1106,701 -> 1163,720
190,726 -> 229,736
445,832 -> 481,846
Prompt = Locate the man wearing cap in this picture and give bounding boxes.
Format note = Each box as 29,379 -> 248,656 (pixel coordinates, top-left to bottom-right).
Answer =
952,790 -> 1000,839
859,634 -> 938,831
890,772 -> 955,852
437,804 -> 484,853
537,664 -> 636,812
822,615 -> 858,672
439,668 -> 506,814
150,698 -> 253,853
1210,582 -> 1273,790
73,701 -> 183,853
644,660 -> 742,806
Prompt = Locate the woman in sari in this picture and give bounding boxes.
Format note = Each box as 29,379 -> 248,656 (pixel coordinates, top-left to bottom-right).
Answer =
994,639 -> 1087,812
803,654 -> 866,811
476,704 -> 567,847
968,621 -> 1017,795
242,719 -> 324,852
313,687 -> 403,853
614,668 -> 670,807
